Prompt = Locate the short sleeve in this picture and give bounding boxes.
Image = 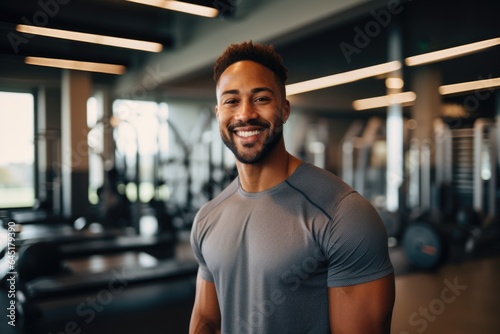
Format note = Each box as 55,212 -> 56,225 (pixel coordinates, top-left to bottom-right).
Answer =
190,216 -> 215,282
323,192 -> 393,287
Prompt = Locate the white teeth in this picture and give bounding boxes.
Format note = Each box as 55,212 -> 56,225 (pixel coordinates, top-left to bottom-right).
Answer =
236,130 -> 261,138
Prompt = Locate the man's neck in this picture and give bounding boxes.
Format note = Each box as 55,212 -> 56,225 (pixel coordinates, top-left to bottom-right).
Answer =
236,144 -> 301,193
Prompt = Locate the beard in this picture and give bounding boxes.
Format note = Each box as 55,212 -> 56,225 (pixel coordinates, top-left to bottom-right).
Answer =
220,115 -> 283,164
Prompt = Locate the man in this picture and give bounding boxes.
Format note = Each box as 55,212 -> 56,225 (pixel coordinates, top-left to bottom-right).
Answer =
190,41 -> 395,334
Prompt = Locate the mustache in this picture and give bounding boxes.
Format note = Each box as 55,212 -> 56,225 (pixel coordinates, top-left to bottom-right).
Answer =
227,119 -> 271,132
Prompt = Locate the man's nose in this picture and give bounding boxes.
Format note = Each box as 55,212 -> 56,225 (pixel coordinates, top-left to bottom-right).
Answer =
235,100 -> 258,122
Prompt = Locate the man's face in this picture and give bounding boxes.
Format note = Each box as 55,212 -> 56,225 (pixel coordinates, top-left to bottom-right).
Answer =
215,61 -> 290,164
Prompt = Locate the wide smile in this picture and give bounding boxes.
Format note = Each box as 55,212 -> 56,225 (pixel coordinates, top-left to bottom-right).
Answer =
235,129 -> 263,138
232,127 -> 266,144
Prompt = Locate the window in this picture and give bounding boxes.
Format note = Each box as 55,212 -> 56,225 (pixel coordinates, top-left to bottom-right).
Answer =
111,99 -> 169,203
0,91 -> 35,208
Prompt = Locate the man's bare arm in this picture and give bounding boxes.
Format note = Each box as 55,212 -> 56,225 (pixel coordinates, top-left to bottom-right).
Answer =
328,273 -> 395,334
189,274 -> 221,334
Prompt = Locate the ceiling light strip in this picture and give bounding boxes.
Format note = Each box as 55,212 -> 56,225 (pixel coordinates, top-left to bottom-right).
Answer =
353,91 -> 416,110
127,0 -> 219,18
286,60 -> 401,96
25,56 -> 126,75
439,77 -> 500,95
405,37 -> 500,66
17,25 -> 163,53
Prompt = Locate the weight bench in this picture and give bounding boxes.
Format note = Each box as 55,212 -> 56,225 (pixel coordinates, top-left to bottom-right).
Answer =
17,259 -> 199,334
14,234 -> 177,284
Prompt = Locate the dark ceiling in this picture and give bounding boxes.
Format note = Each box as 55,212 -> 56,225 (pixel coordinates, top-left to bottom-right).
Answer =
0,0 -> 498,114
0,0 -> 234,86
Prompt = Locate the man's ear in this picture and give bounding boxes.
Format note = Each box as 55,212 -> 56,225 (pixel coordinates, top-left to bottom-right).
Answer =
282,99 -> 291,123
215,105 -> 219,120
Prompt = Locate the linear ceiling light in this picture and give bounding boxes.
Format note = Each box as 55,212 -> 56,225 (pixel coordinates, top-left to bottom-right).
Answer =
439,77 -> 500,95
405,37 -> 500,66
353,91 -> 416,110
127,0 -> 218,18
16,25 -> 163,53
25,56 -> 126,75
286,61 -> 401,96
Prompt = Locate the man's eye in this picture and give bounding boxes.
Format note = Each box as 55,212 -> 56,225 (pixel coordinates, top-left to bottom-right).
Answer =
255,97 -> 270,103
224,99 -> 238,104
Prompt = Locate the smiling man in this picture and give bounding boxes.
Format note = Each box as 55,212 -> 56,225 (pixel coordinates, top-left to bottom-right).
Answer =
189,41 -> 395,334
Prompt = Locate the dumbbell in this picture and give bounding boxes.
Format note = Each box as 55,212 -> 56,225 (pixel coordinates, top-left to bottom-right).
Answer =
402,207 -> 485,269
401,221 -> 445,270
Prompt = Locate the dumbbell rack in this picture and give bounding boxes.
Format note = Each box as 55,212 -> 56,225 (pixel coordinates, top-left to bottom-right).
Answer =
435,118 -> 497,219
402,118 -> 498,270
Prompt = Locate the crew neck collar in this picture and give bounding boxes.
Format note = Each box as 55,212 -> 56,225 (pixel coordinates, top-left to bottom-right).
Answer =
237,162 -> 306,198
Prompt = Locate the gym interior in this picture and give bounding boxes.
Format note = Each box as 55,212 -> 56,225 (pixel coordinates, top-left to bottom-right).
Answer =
1,0 -> 499,333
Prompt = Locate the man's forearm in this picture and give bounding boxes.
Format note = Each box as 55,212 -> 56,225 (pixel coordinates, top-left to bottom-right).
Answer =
190,322 -> 221,334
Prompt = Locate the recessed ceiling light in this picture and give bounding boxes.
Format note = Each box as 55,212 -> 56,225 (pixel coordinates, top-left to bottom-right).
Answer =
127,0 -> 219,18
286,61 -> 401,96
25,56 -> 126,75
439,77 -> 500,95
16,25 -> 163,53
405,37 -> 500,66
353,91 -> 416,110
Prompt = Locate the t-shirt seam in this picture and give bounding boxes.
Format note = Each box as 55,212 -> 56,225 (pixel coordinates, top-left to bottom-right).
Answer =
335,189 -> 357,208
284,180 -> 333,221
284,180 -> 357,222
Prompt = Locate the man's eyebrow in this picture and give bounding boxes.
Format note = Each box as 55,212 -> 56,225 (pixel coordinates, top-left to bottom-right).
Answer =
220,87 -> 275,97
252,87 -> 275,95
220,89 -> 239,96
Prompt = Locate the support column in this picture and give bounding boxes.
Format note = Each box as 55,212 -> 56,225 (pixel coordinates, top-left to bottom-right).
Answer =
495,92 -> 499,215
411,66 -> 442,210
496,91 -> 500,166
100,89 -> 116,169
385,26 -> 403,212
36,87 -> 62,214
61,70 -> 92,219
411,67 -> 442,146
96,88 -> 117,209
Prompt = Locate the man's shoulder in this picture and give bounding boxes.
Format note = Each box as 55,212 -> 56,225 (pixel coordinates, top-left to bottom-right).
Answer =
286,163 -> 363,218
290,163 -> 354,198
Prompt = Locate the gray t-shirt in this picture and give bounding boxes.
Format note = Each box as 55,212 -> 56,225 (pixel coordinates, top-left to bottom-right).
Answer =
191,162 -> 393,334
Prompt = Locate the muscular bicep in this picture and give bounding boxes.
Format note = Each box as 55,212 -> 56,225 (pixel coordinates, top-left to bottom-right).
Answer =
328,273 -> 395,334
189,274 -> 221,334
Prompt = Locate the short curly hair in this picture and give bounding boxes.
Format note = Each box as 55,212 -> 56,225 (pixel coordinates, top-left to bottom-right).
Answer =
214,41 -> 288,99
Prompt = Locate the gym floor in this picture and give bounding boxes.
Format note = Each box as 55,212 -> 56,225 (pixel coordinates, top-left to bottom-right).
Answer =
2,235 -> 500,334
389,245 -> 500,334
